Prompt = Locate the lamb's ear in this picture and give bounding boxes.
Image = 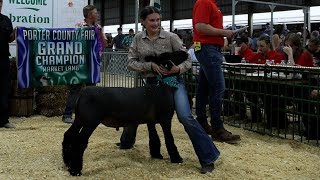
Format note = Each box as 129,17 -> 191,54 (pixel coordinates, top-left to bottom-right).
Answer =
164,60 -> 175,70
166,60 -> 175,66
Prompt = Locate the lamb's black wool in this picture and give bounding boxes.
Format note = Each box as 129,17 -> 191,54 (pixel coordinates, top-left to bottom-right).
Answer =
62,83 -> 183,176
145,50 -> 188,71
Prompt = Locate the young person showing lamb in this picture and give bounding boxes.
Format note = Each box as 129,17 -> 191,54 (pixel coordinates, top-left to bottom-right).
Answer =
62,48 -> 188,176
63,6 -> 219,176
118,6 -> 220,174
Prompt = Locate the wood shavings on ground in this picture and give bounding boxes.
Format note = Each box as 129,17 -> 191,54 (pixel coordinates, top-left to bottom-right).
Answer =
0,115 -> 319,180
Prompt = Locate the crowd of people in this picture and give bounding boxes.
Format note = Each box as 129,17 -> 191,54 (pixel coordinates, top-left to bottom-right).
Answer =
220,23 -> 320,139
104,27 -> 135,51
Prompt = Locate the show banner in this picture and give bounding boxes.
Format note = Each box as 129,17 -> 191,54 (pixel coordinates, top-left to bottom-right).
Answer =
16,27 -> 101,88
3,0 -> 87,28
3,0 -> 53,28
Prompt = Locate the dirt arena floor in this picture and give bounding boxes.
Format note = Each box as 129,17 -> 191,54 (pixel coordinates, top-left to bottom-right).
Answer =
1,115 -> 320,180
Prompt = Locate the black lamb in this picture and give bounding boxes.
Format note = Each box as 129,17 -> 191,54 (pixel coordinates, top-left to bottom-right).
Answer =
62,83 -> 183,176
144,50 -> 189,71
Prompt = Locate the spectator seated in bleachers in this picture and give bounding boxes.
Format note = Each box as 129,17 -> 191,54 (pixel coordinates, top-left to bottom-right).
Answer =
283,32 -> 318,139
238,35 -> 287,127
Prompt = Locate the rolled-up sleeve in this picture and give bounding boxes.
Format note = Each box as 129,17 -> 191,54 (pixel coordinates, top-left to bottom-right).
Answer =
127,36 -> 153,73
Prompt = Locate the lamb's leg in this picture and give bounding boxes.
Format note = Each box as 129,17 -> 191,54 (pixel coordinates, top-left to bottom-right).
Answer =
160,121 -> 183,163
62,122 -> 82,168
147,123 -> 163,159
67,118 -> 100,176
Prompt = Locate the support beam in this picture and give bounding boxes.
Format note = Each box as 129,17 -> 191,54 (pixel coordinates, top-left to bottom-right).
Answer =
269,5 -> 275,40
303,7 -> 310,46
135,0 -> 139,34
305,6 -> 311,31
134,0 -> 140,88
100,0 -> 105,26
119,0 -> 124,27
232,0 -> 238,30
169,0 -> 174,32
247,3 -> 254,37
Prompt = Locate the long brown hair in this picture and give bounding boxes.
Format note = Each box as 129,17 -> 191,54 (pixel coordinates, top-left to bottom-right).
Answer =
284,33 -> 304,61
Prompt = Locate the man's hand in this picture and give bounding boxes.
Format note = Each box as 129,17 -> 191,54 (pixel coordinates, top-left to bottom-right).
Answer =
9,27 -> 17,43
225,30 -> 236,39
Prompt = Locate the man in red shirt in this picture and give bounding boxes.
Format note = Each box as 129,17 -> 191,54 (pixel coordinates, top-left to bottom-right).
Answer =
192,0 -> 240,144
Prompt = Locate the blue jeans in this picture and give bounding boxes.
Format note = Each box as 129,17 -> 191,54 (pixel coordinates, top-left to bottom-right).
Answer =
63,84 -> 95,118
120,77 -> 220,166
195,44 -> 225,129
63,84 -> 82,118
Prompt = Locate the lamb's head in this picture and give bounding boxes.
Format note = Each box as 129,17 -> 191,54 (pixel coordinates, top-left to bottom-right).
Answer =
158,51 -> 188,70
144,55 -> 160,64
144,51 -> 188,71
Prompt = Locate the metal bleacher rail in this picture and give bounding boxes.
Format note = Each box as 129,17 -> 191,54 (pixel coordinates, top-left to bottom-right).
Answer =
100,51 -> 320,146
184,61 -> 320,146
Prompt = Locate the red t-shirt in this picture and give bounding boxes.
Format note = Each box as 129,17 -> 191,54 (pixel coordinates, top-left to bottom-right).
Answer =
192,0 -> 224,47
295,51 -> 314,67
241,48 -> 285,64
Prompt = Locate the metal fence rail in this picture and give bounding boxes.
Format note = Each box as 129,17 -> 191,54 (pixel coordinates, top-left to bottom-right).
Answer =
100,51 -> 320,146
183,62 -> 320,146
99,51 -> 143,88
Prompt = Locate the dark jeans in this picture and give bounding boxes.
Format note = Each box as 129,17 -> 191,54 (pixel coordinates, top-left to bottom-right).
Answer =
225,79 -> 262,121
299,98 -> 320,139
195,44 -> 225,129
0,56 -> 10,126
292,80 -> 320,138
63,83 -> 95,118
240,80 -> 263,122
264,82 -> 288,129
121,77 -> 220,166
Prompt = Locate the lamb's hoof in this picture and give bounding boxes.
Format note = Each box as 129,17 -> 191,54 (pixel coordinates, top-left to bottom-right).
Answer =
151,153 -> 164,160
171,155 -> 183,163
115,142 -> 133,150
69,169 -> 82,176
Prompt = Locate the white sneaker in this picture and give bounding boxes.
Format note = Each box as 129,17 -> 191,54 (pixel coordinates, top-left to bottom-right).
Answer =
62,117 -> 73,124
4,122 -> 15,128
